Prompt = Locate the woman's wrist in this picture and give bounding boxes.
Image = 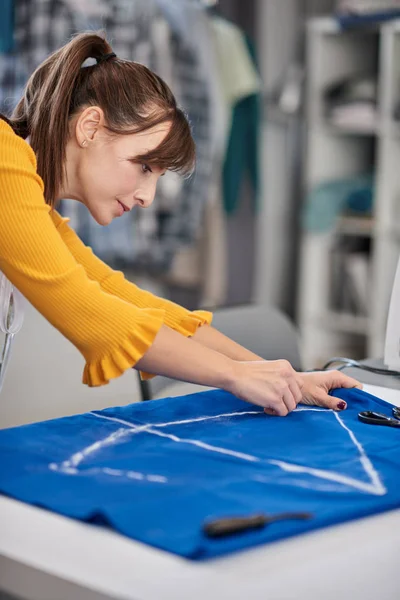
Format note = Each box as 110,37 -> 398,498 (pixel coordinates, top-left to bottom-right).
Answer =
220,360 -> 257,397
191,325 -> 263,362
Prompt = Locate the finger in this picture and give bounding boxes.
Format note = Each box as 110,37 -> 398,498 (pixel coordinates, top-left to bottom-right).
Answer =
334,373 -> 363,389
264,407 -> 277,416
312,391 -> 347,411
264,401 -> 288,417
282,386 -> 296,413
325,371 -> 363,390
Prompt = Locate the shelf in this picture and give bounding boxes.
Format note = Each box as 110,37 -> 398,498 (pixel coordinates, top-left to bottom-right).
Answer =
315,312 -> 370,335
336,216 -> 375,237
321,120 -> 379,137
307,17 -> 380,36
299,18 -> 400,366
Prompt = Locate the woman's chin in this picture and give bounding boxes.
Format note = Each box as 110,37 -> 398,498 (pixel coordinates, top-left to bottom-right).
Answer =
99,215 -> 114,226
89,208 -> 113,226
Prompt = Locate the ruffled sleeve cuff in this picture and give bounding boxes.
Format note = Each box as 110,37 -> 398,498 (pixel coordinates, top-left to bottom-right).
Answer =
83,308 -> 165,387
140,309 -> 213,381
178,309 -> 213,336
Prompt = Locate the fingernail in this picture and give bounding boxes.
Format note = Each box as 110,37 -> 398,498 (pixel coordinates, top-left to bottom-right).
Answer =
337,401 -> 347,410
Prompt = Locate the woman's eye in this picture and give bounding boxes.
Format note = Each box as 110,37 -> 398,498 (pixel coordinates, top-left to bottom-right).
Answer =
141,163 -> 152,174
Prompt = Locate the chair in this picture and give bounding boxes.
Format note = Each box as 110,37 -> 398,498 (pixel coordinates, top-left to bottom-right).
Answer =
139,304 -> 302,401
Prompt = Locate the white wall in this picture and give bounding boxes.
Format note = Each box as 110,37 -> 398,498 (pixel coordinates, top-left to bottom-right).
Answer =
0,302 -> 142,429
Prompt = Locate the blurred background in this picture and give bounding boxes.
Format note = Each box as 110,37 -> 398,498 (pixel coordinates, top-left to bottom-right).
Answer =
2,0 -> 400,424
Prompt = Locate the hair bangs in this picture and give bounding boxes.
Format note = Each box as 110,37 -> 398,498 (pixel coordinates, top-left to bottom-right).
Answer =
134,108 -> 196,176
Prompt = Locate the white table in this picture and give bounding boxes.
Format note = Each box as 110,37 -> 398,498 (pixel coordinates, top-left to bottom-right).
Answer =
1,383 -> 400,600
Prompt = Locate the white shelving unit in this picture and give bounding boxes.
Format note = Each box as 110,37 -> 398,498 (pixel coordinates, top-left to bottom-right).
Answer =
298,17 -> 400,368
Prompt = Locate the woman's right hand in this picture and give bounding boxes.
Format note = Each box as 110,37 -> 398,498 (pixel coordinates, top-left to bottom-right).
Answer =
227,360 -> 303,416
137,326 -> 302,415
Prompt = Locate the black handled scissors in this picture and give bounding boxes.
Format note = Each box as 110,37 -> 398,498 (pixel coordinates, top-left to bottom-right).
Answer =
203,512 -> 313,538
358,410 -> 400,428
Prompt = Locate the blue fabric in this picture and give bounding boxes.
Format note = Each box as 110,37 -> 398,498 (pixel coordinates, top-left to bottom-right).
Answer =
337,10 -> 400,30
0,387 -> 399,560
303,175 -> 374,233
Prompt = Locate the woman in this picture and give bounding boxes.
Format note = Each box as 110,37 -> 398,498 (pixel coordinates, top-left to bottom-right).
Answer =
0,33 -> 360,416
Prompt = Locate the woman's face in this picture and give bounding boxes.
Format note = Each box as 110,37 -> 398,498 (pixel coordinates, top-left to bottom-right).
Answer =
67,107 -> 170,225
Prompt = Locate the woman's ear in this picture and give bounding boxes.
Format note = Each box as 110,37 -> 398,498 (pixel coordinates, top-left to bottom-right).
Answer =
75,106 -> 105,146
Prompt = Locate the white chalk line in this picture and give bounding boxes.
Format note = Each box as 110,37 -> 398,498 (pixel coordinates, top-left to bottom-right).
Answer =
50,407 -> 387,496
90,411 -> 260,463
333,411 -> 386,495
50,409 -> 263,479
264,408 -> 386,495
89,410 -> 264,436
49,425 -> 168,483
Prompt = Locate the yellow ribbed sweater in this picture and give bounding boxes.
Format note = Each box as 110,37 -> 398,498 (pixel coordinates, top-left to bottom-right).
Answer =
0,119 -> 212,386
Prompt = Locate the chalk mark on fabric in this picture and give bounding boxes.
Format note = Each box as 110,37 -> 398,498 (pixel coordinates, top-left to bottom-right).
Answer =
49,426 -> 168,483
49,407 -> 386,495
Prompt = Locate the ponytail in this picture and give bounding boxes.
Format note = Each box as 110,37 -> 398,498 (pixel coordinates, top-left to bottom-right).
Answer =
10,33 -> 113,206
4,32 -> 195,207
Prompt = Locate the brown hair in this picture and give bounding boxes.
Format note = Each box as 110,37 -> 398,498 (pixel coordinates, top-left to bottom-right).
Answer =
4,32 -> 195,206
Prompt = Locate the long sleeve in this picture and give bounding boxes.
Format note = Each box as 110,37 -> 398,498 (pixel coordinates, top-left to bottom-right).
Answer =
50,211 -> 213,338
0,119 -> 166,387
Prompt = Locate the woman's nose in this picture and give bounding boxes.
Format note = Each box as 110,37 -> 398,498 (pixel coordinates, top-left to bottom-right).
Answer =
136,195 -> 154,209
136,181 -> 157,208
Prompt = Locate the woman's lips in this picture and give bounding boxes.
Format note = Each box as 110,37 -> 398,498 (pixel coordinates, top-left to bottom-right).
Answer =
119,200 -> 130,212
116,200 -> 129,216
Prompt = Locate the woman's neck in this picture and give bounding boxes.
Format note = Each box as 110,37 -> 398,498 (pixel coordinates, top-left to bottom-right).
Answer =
57,140 -> 83,202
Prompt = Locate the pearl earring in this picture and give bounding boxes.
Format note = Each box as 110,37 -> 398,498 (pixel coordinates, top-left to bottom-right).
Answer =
81,140 -> 87,147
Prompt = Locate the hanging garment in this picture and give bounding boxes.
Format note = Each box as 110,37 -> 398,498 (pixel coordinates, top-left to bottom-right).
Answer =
155,0 -> 227,164
168,16 -> 262,306
0,0 -> 95,115
150,1 -> 214,258
162,4 -> 229,305
0,0 -> 15,54
211,18 -> 261,216
0,387 -> 399,559
212,17 -> 261,160
223,76 -> 261,214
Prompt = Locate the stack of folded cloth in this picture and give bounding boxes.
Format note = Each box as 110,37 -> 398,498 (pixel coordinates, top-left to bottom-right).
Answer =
324,75 -> 378,131
336,0 -> 400,27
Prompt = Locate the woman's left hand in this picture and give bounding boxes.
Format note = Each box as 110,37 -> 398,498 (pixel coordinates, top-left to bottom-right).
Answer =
294,370 -> 362,412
